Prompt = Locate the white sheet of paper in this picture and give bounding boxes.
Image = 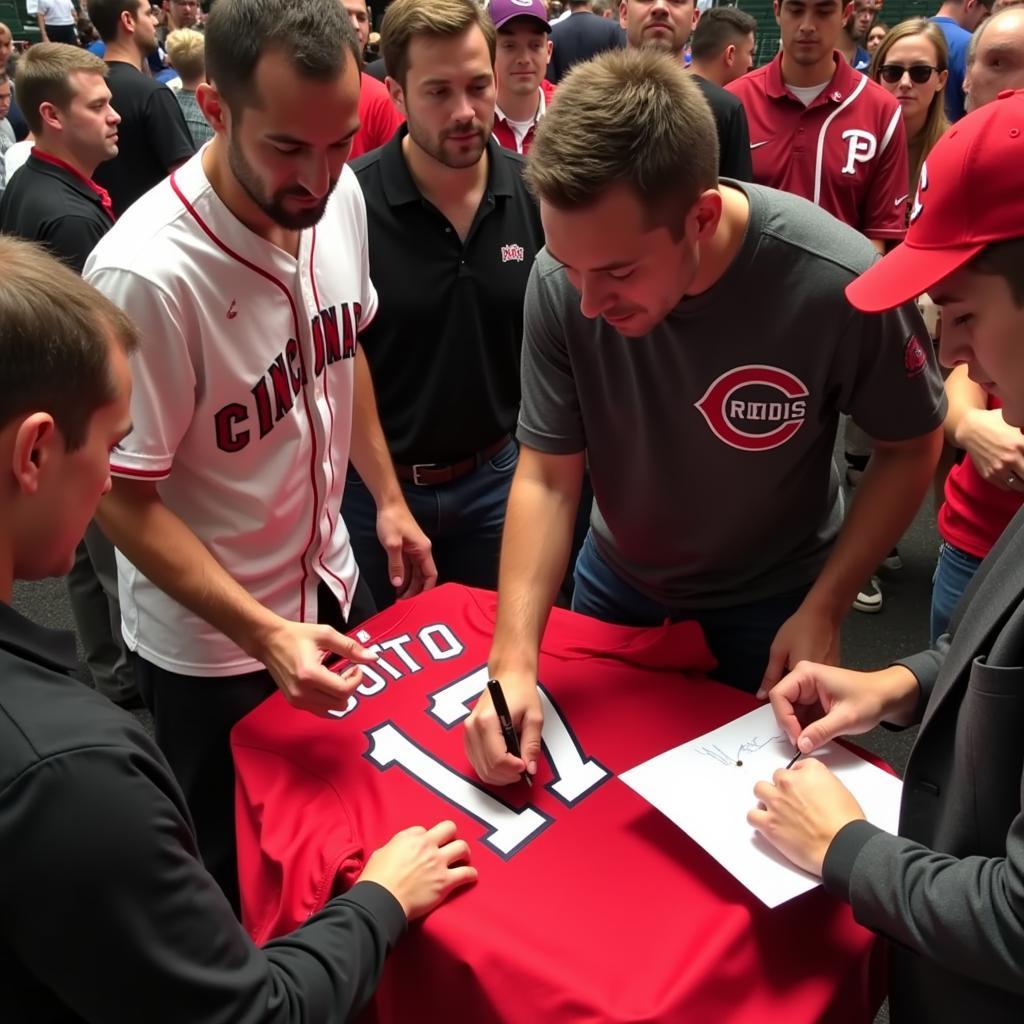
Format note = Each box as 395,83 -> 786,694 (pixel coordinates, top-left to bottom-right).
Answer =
618,704 -> 904,908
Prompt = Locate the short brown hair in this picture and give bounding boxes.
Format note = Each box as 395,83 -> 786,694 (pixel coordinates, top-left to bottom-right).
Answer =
690,7 -> 757,63
15,43 -> 109,136
381,0 -> 496,88
165,27 -> 206,81
205,0 -> 360,116
972,238 -> 1024,307
88,0 -> 147,44
525,48 -> 719,231
0,238 -> 139,451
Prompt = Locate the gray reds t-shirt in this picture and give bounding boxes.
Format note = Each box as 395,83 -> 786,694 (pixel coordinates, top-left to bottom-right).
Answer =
518,181 -> 946,609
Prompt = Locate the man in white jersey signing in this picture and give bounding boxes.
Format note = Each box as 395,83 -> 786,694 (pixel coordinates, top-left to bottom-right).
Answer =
87,0 -> 435,912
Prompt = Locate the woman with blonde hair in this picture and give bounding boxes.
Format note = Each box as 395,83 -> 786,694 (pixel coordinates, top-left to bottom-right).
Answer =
869,19 -> 949,204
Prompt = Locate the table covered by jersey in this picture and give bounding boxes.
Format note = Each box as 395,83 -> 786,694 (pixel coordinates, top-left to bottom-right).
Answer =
232,585 -> 885,1023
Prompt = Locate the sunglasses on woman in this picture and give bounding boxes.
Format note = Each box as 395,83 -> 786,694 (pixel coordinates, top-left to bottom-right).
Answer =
878,64 -> 941,84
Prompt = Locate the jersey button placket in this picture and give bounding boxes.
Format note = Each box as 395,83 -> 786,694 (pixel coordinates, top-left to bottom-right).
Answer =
794,113 -> 806,156
296,268 -> 328,621
297,267 -> 321,400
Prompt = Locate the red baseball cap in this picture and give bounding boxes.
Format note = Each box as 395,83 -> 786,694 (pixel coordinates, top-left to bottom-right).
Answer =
846,89 -> 1024,313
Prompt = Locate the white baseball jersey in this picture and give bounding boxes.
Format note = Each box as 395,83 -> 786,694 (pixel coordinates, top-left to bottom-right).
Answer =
85,151 -> 377,676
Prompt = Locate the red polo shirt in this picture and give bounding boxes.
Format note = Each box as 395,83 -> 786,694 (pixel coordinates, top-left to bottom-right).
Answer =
727,53 -> 908,241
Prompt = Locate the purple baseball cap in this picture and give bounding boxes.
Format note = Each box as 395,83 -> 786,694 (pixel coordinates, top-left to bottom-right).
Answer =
488,0 -> 551,31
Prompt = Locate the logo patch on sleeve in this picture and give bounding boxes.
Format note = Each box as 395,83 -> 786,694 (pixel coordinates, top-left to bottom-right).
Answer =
695,365 -> 809,451
904,335 -> 928,378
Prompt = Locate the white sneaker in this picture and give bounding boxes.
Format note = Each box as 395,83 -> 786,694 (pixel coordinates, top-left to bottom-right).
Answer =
853,577 -> 883,614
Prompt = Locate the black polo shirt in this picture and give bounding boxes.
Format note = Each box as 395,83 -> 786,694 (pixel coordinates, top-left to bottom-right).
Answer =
92,61 -> 196,217
0,151 -> 114,273
351,129 -> 544,465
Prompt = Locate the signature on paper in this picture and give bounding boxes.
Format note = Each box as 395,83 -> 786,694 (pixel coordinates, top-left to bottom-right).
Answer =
695,735 -> 784,768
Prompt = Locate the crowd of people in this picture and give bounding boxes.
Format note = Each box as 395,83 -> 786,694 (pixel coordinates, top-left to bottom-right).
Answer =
2,0 -> 1024,1021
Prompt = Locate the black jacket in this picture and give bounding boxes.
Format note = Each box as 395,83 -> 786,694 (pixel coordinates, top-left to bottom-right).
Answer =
0,602 -> 406,1023
548,11 -> 625,83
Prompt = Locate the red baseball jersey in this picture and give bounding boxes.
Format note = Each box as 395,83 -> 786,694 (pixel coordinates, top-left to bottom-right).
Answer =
727,53 -> 909,241
233,585 -> 883,1024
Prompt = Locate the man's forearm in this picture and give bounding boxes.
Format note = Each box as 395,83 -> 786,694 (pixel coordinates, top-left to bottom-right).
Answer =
489,450 -> 584,676
805,430 -> 942,618
96,487 -> 280,659
349,347 -> 403,510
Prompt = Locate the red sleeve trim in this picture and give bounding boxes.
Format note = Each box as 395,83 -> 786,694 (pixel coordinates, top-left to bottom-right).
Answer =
110,463 -> 171,481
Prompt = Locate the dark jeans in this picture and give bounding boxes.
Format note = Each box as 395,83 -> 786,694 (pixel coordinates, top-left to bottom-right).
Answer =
134,578 -> 376,915
931,540 -> 984,644
572,532 -> 809,694
341,439 -> 519,610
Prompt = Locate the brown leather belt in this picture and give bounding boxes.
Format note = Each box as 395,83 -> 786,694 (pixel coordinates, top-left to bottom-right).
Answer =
395,435 -> 512,487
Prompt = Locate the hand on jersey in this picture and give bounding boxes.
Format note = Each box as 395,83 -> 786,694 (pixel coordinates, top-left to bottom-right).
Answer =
359,820 -> 478,921
768,660 -> 919,754
376,501 -> 437,598
464,671 -> 544,786
257,617 -> 376,716
758,604 -> 840,699
748,759 -> 865,877
956,408 -> 1024,492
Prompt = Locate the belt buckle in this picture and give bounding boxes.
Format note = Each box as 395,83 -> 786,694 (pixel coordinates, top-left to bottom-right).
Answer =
411,462 -> 438,486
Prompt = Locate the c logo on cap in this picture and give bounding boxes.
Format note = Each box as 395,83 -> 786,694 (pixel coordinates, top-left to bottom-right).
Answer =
910,162 -> 928,225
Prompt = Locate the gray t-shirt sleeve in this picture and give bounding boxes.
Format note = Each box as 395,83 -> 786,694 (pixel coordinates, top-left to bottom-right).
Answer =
517,256 -> 587,455
836,298 -> 947,441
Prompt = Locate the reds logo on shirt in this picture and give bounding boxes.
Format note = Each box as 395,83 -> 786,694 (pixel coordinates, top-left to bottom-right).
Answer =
696,365 -> 809,451
904,335 -> 928,378
501,243 -> 525,263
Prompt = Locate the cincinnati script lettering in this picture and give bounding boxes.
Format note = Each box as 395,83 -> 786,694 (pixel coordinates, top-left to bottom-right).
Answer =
214,303 -> 360,453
